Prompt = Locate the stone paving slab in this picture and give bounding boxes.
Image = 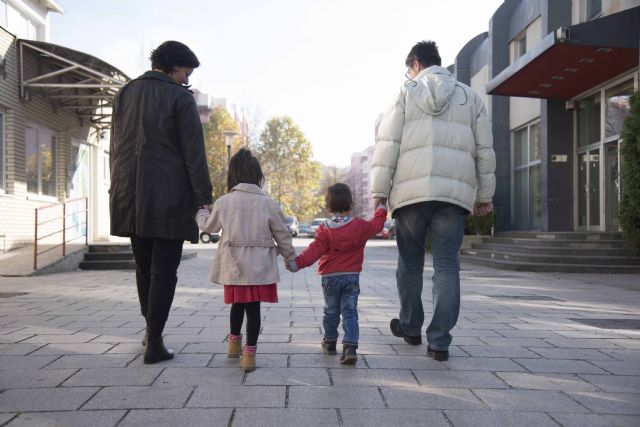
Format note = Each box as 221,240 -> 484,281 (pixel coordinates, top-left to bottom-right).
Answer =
5,410 -> 125,427
232,408 -> 339,427
0,387 -> 100,412
444,410 -> 559,427
1,242 -> 639,426
119,408 -> 231,427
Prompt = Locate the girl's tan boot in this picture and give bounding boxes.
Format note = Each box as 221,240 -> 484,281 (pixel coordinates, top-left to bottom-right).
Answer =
241,345 -> 257,371
227,334 -> 242,358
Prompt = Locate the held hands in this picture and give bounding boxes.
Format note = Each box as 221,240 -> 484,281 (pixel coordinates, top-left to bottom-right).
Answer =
284,258 -> 299,273
198,204 -> 213,212
373,197 -> 387,210
473,202 -> 493,217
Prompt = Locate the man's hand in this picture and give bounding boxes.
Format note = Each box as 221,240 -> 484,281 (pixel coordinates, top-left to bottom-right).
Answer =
473,202 -> 493,216
198,204 -> 212,212
373,197 -> 387,210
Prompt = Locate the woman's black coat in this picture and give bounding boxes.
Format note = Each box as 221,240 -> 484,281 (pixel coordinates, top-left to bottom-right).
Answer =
109,71 -> 212,242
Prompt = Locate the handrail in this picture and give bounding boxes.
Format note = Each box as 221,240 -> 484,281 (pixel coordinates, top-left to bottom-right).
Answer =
34,197 -> 88,270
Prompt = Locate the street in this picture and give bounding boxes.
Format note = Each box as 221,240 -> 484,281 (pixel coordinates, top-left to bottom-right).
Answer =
0,239 -> 639,426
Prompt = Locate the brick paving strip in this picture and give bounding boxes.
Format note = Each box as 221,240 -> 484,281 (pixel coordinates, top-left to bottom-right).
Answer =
1,241 -> 639,426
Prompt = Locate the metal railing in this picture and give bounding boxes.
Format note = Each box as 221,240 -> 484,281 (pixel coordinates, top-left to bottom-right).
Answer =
34,197 -> 88,270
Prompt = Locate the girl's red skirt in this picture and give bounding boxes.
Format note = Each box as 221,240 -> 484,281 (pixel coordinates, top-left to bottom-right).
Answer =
223,283 -> 278,304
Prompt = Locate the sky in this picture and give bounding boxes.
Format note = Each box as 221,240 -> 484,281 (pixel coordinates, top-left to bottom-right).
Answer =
51,0 -> 504,167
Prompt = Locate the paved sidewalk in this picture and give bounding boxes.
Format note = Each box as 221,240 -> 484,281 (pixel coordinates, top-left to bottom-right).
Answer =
0,240 -> 639,426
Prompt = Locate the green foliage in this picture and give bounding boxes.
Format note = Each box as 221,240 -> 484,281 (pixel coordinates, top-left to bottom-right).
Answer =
465,211 -> 496,236
619,91 -> 640,253
254,116 -> 323,219
203,107 -> 240,201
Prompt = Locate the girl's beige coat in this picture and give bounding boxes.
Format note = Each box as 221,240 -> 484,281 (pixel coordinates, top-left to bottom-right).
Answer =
196,183 -> 295,285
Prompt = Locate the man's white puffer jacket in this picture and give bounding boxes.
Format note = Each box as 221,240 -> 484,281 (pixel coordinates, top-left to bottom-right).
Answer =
371,66 -> 496,214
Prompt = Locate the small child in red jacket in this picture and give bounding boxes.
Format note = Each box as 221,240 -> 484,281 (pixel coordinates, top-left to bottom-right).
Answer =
286,183 -> 387,364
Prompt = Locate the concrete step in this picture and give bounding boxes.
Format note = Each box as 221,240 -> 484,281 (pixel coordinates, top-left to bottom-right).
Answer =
88,244 -> 132,253
462,248 -> 640,266
79,251 -> 196,270
496,231 -> 624,241
471,243 -> 635,257
460,254 -> 640,274
485,237 -> 627,249
84,251 -> 135,261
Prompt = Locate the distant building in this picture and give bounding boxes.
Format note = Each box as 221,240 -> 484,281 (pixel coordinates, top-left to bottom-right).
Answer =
346,146 -> 374,218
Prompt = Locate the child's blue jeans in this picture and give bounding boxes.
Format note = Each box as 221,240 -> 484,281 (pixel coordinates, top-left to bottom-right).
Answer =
321,273 -> 360,347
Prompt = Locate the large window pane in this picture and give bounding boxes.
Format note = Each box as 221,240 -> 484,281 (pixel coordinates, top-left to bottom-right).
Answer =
605,80 -> 633,138
40,136 -> 56,196
0,112 -> 4,191
578,153 -> 588,227
529,123 -> 541,161
577,95 -> 601,147
589,152 -> 600,227
514,169 -> 528,230
587,0 -> 602,19
25,127 -> 38,193
530,164 -> 541,229
513,128 -> 528,167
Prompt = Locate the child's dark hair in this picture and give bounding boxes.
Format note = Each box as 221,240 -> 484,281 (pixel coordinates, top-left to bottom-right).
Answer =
150,41 -> 200,73
325,183 -> 353,213
405,40 -> 441,68
227,148 -> 264,191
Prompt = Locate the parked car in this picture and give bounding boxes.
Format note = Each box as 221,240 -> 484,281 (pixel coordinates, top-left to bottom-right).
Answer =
310,218 -> 328,233
285,216 -> 299,237
199,230 -> 220,244
298,223 -> 314,237
376,219 -> 395,239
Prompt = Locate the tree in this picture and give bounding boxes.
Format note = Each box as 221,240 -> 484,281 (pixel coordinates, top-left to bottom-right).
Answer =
255,116 -> 323,219
203,106 -> 241,201
620,92 -> 640,252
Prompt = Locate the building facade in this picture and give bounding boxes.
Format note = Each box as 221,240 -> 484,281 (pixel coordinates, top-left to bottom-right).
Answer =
0,0 -> 128,253
454,0 -> 639,232
346,146 -> 374,218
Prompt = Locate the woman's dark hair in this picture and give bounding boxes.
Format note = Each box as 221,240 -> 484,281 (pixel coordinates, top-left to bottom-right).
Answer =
150,41 -> 200,73
405,40 -> 441,68
325,183 -> 353,213
227,148 -> 265,191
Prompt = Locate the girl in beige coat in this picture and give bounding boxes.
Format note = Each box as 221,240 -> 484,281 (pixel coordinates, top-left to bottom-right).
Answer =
196,149 -> 295,371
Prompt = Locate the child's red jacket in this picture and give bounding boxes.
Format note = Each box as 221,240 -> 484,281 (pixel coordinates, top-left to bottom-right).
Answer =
294,207 -> 387,275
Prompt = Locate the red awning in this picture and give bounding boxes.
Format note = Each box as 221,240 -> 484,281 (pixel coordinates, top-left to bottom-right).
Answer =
487,7 -> 639,100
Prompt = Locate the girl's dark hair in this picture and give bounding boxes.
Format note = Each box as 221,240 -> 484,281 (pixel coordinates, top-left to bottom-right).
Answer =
405,40 -> 441,68
227,148 -> 265,191
325,183 -> 353,213
150,41 -> 200,73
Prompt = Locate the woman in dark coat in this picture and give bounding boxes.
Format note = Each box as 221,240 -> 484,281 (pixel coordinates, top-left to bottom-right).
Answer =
109,41 -> 212,364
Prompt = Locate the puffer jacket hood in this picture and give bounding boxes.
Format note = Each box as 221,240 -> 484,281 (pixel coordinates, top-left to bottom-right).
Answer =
370,66 -> 496,214
408,66 -> 457,115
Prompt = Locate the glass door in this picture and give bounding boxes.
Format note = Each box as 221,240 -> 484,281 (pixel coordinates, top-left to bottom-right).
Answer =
577,149 -> 600,230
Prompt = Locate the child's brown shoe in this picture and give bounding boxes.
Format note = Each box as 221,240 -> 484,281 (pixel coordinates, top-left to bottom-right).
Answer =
340,344 -> 358,365
241,345 -> 257,371
227,334 -> 242,359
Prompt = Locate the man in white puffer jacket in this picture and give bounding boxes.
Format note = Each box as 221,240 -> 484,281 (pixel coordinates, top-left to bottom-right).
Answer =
371,41 -> 495,361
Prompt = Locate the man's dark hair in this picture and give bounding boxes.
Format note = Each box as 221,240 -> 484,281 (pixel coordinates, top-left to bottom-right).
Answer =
227,148 -> 264,191
150,41 -> 200,73
405,40 -> 441,68
325,183 -> 353,213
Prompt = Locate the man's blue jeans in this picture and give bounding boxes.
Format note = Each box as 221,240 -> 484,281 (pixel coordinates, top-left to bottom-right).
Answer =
321,274 -> 360,346
393,201 -> 467,351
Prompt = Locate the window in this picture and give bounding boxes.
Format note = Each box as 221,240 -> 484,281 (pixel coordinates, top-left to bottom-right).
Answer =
511,33 -> 527,63
0,111 -> 4,191
25,124 -> 57,197
3,1 -> 42,41
587,0 -> 602,20
103,151 -> 110,183
577,95 -> 601,147
605,79 -> 633,139
512,122 -> 542,230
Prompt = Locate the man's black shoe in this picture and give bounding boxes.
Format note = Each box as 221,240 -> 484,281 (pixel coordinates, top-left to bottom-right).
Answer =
427,345 -> 449,361
143,337 -> 174,364
389,318 -> 422,345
